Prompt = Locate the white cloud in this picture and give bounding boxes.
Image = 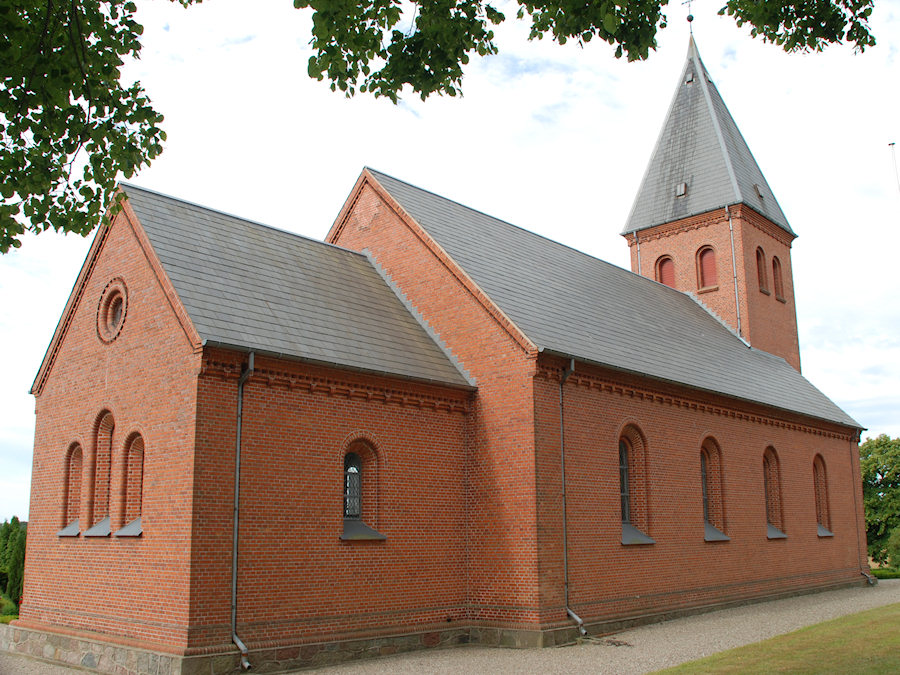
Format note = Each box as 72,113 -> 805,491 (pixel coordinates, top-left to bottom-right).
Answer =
1,1 -> 898,519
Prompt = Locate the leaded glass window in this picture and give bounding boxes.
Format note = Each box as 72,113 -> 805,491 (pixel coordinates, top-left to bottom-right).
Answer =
701,450 -> 710,523
619,440 -> 631,524
344,453 -> 361,519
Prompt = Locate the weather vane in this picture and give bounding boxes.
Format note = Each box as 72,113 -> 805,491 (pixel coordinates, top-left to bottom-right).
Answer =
682,0 -> 694,33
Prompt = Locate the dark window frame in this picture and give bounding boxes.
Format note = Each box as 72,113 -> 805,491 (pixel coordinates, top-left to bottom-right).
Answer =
756,247 -> 770,294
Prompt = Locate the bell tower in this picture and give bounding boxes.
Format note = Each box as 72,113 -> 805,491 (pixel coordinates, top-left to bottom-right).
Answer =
622,38 -> 801,371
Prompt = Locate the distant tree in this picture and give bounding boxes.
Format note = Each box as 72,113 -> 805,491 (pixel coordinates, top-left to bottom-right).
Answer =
0,518 -> 26,607
0,520 -> 9,592
2,1 -> 877,252
860,435 -> 900,564
5,526 -> 26,607
887,526 -> 900,570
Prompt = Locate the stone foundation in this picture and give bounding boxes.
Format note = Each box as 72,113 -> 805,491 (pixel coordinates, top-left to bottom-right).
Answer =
0,578 -> 871,674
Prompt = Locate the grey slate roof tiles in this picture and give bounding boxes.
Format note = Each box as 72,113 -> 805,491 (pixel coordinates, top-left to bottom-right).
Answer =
122,184 -> 472,388
368,169 -> 857,428
623,38 -> 793,235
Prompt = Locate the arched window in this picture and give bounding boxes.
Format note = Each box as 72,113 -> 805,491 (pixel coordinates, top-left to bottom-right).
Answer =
619,440 -> 631,524
58,443 -> 83,536
756,247 -> 769,293
701,438 -> 729,541
763,447 -> 786,538
85,411 -> 114,537
116,433 -> 144,536
656,256 -> 676,288
697,247 -> 717,289
619,426 -> 654,545
343,452 -> 362,519
813,455 -> 832,537
772,256 -> 785,301
340,440 -> 385,541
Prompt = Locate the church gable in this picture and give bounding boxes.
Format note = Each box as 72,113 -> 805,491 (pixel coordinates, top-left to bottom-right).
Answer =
31,197 -> 201,398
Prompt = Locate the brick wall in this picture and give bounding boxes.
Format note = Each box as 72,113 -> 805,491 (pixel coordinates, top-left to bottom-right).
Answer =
22,207 -> 202,650
627,205 -> 801,370
534,355 -> 866,628
185,348 -> 471,649
328,175 -> 545,629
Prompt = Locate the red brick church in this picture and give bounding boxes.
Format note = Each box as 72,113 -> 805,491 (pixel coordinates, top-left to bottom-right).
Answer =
15,40 -> 869,673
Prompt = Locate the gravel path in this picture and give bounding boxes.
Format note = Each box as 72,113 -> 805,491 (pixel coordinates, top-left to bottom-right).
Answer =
3,580 -> 898,675
313,580 -> 900,675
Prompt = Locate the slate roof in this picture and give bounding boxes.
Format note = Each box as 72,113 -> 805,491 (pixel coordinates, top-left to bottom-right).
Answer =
122,184 -> 471,388
368,169 -> 858,428
623,38 -> 793,236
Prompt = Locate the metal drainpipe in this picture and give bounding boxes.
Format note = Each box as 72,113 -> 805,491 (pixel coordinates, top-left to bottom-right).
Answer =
559,358 -> 586,635
635,233 -> 642,276
725,205 -> 743,337
232,352 -> 255,670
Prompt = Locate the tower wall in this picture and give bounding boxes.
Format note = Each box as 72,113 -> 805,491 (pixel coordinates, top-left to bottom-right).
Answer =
626,205 -> 800,370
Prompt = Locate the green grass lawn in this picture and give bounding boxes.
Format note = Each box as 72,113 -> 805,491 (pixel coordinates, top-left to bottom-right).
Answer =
657,602 -> 900,674
0,590 -> 17,623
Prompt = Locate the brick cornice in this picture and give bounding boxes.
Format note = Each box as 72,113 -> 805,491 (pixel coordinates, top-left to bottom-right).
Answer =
201,359 -> 469,415
624,205 -> 795,248
327,170 -> 539,358
624,210 -> 725,245
736,204 -> 796,247
538,364 -> 855,441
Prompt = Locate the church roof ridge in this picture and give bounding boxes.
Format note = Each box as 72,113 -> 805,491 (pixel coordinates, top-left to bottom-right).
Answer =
370,170 -> 855,429
622,38 -> 794,236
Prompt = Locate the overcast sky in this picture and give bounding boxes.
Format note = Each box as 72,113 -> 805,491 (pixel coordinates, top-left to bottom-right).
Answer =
2,0 -> 899,521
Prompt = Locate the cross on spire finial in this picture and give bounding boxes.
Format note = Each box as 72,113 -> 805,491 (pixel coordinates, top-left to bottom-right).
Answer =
682,0 -> 694,34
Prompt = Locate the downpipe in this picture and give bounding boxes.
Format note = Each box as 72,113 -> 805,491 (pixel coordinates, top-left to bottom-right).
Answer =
559,358 -> 586,636
725,205 -> 742,337
232,352 -> 255,670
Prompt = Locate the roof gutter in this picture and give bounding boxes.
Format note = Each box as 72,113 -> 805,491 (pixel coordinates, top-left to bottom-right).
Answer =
538,347 -> 861,431
559,358 -> 586,636
232,352 -> 254,670
201,340 -> 476,392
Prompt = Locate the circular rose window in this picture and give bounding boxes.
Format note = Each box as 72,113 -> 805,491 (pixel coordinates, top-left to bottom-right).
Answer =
97,278 -> 128,343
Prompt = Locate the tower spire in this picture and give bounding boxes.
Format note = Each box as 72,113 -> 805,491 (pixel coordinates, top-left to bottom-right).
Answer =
622,38 -> 801,371
623,38 -> 793,237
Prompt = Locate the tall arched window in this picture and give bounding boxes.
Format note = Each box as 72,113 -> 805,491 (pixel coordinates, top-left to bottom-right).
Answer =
701,438 -> 729,541
619,426 -> 654,545
756,247 -> 769,293
813,455 -> 832,536
619,440 -> 631,524
697,247 -> 717,289
85,411 -> 114,537
116,433 -> 144,536
763,447 -> 786,538
341,440 -> 385,541
58,443 -> 83,536
656,256 -> 676,288
772,256 -> 785,301
343,452 -> 362,519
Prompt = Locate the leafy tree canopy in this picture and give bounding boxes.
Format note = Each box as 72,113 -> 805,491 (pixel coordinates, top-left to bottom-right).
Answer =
0,0 -> 193,253
860,435 -> 900,564
1,0 -> 876,252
